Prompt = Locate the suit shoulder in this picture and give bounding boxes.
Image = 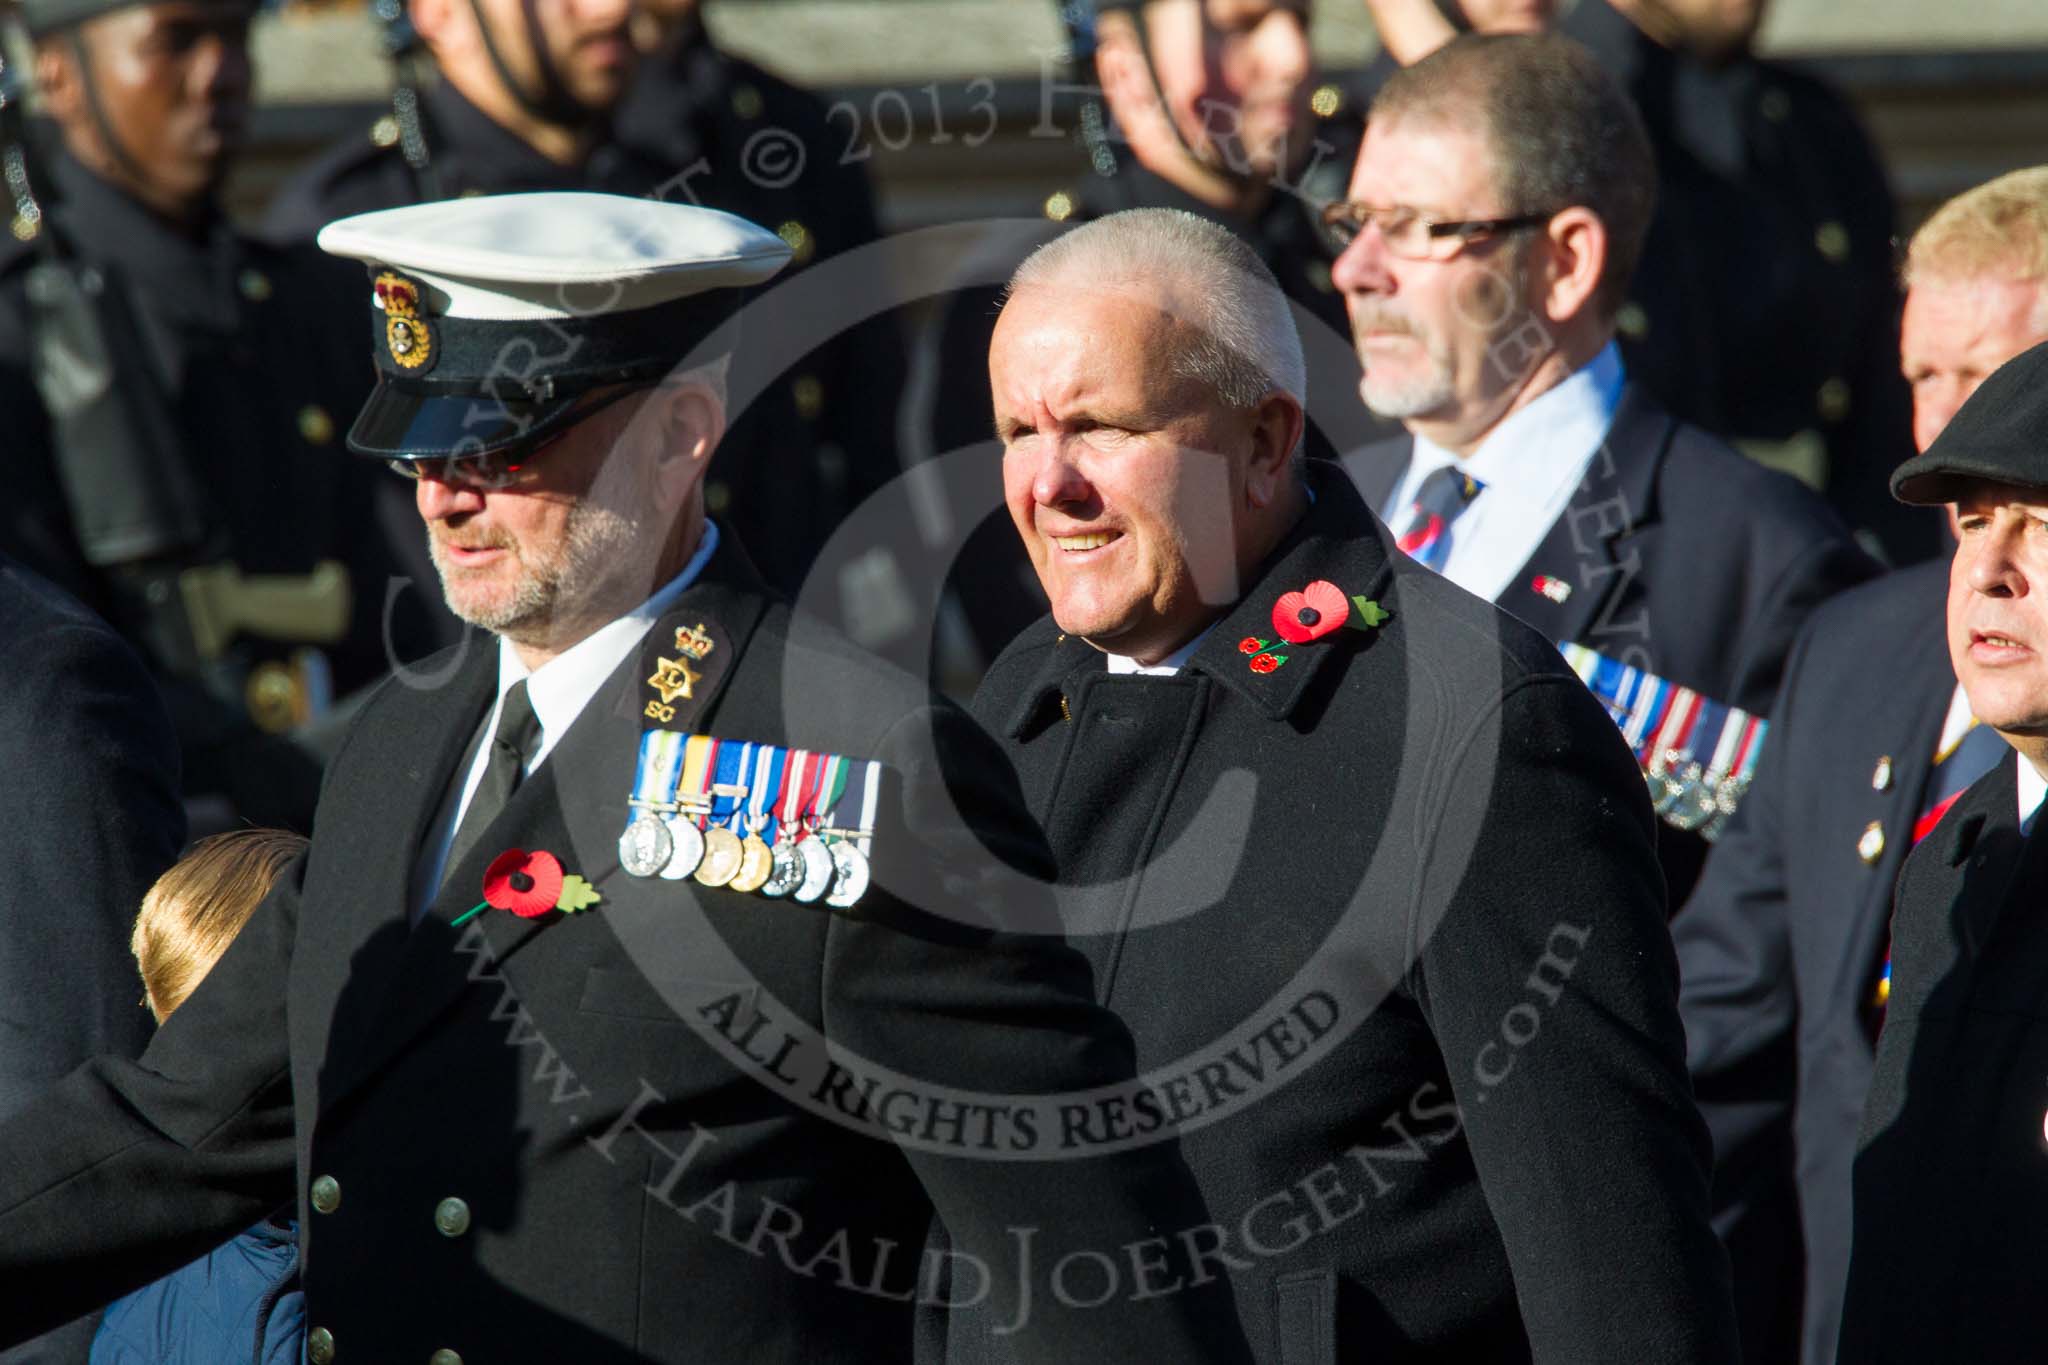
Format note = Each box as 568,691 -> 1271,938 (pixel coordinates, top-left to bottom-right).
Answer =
1785,558 -> 1949,675
748,600 -> 970,740
1657,422 -> 1856,536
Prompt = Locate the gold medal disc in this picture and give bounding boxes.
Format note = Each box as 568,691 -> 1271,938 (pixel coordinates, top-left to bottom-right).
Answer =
729,835 -> 775,893
694,827 -> 745,887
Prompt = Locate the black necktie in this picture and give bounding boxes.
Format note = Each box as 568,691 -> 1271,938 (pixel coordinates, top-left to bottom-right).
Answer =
444,680 -> 542,880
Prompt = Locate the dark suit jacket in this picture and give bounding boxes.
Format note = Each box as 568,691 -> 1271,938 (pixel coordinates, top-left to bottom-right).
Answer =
0,536 -> 1247,1363
0,557 -> 180,1364
1345,384 -> 1879,900
1840,754 -> 2048,1363
971,471 -> 1740,1364
1673,560 -> 1954,1365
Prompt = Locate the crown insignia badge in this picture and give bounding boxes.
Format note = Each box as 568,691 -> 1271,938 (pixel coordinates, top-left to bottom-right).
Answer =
374,271 -> 435,372
674,622 -> 716,661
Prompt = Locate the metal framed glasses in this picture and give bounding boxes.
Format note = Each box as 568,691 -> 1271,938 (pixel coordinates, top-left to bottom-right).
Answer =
1318,201 -> 1557,261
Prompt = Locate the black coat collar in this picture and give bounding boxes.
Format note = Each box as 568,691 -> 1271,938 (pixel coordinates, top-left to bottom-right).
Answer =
1928,752 -> 2027,958
1002,465 -> 1394,738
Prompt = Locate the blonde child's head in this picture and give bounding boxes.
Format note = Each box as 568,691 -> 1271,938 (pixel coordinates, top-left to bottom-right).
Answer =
133,829 -> 308,1023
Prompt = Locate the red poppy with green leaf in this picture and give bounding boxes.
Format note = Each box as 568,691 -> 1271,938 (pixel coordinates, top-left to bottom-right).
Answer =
453,849 -> 603,927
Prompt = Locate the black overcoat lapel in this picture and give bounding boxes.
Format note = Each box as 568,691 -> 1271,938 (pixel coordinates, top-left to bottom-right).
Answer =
1935,757 -> 2029,960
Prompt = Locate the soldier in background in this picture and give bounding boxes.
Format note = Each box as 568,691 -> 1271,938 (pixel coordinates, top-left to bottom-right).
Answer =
263,0 -> 906,613
1361,0 -> 1922,566
0,0 -> 432,831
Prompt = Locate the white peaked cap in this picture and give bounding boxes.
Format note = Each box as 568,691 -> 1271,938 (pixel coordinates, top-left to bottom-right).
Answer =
317,191 -> 794,322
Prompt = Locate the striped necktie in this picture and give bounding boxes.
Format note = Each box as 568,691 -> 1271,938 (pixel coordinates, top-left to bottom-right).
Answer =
1869,691 -> 2007,1030
1912,711 -> 2007,845
1394,465 -> 1484,572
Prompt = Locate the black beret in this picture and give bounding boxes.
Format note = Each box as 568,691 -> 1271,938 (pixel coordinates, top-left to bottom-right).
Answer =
1893,337 -> 2048,505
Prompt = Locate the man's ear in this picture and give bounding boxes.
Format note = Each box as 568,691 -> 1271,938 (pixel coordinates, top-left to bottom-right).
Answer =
1243,392 -> 1304,511
1539,207 -> 1607,326
33,42 -> 82,128
647,379 -> 727,504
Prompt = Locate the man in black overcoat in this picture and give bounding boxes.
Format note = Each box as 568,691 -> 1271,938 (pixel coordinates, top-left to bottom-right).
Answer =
914,0 -> 1384,676
0,556 -> 183,1364
1336,35 -> 1875,903
1836,339 -> 2048,1362
0,193 -> 1251,1364
1673,166 -> 2048,1365
967,205 -> 1739,1361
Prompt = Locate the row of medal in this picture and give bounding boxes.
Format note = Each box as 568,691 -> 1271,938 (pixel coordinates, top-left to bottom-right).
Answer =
1558,642 -> 1767,842
618,732 -> 882,910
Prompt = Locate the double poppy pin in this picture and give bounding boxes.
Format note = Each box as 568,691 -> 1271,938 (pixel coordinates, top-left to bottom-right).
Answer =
451,849 -> 603,928
1239,579 -> 1390,673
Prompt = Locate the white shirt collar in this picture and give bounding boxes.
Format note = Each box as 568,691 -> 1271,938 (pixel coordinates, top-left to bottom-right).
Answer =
494,519 -> 721,768
1387,344 -> 1626,605
1104,623 -> 1216,678
1407,341 -> 1626,504
2020,755 -> 2047,837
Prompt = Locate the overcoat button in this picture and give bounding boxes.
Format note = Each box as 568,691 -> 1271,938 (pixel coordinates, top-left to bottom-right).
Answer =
310,1175 -> 340,1214
434,1196 -> 472,1237
308,1326 -> 335,1363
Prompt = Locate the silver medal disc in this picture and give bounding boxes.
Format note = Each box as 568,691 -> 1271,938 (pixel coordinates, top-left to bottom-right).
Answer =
761,841 -> 805,898
659,816 -> 706,881
793,836 -> 835,903
825,843 -> 870,909
619,814 -> 674,879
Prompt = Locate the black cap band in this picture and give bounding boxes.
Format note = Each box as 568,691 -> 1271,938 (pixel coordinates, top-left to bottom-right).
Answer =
348,268 -> 742,460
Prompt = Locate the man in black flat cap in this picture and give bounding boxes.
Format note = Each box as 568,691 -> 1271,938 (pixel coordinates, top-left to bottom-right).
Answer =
1837,337 -> 2048,1363
0,0 -> 434,831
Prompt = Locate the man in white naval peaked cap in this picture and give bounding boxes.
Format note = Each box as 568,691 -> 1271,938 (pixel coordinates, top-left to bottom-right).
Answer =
0,192 -> 1252,1365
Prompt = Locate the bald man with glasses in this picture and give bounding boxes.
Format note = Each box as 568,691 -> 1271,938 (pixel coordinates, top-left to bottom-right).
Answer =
1339,35 -> 1875,910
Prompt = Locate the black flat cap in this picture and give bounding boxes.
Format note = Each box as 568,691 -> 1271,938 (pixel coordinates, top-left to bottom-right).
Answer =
1894,337 -> 2048,505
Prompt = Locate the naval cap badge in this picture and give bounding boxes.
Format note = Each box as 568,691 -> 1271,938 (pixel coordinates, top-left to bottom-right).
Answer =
374,270 -> 436,372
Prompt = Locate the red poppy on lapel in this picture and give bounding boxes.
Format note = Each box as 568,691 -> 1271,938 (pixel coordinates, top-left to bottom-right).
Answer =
1272,580 -> 1349,644
484,849 -> 566,918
